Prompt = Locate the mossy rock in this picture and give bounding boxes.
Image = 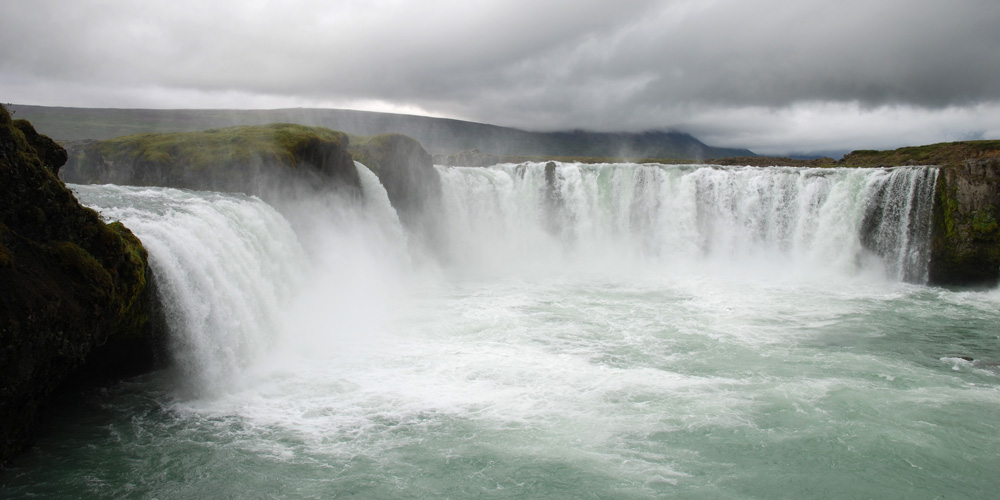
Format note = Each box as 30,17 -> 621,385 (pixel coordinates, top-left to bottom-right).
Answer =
349,133 -> 440,218
970,210 -> 999,240
928,160 -> 1000,286
0,104 -> 162,464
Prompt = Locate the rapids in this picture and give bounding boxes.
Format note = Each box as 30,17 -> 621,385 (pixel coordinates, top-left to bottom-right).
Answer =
2,162 -> 997,500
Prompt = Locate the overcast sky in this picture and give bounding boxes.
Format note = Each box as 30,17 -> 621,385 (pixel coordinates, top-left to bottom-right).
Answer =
2,0 -> 999,155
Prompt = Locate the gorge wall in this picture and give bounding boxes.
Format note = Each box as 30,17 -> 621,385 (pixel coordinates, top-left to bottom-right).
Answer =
929,159 -> 1000,286
0,107 -> 162,464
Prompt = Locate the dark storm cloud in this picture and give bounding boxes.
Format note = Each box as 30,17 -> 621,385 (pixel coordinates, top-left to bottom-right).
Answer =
2,0 -> 999,153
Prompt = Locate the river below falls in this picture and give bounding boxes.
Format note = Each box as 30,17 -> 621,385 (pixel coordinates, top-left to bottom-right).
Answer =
4,272 -> 1000,499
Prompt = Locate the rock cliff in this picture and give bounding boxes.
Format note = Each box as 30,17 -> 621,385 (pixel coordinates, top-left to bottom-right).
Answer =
349,134 -> 444,249
929,159 -> 1000,286
61,124 -> 361,200
0,106 -> 162,464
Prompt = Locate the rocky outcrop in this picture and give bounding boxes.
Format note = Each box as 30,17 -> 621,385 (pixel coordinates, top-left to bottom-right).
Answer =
349,133 -> 444,248
0,107 -> 163,464
61,124 -> 361,200
928,159 -> 1000,286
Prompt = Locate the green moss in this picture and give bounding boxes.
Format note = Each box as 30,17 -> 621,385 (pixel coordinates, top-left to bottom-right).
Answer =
970,210 -> 999,240
49,241 -> 113,294
110,230 -> 150,338
841,140 -> 1000,168
97,123 -> 347,173
938,184 -> 959,240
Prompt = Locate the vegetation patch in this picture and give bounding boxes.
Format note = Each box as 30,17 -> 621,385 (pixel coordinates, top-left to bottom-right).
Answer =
63,122 -> 360,196
97,123 -> 347,172
970,210 -> 999,240
840,140 -> 1000,168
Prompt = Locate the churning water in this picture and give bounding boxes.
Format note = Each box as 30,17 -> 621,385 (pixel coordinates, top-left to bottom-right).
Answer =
3,163 -> 998,499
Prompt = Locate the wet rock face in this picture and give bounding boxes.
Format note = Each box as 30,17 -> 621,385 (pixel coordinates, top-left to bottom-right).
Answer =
350,133 -> 444,245
0,106 -> 161,464
929,159 -> 1000,286
60,124 -> 362,200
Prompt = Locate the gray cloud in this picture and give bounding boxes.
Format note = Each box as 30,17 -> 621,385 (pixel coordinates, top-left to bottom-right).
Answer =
2,0 -> 999,154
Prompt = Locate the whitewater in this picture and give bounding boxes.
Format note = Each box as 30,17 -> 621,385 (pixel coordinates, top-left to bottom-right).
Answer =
2,162 -> 999,499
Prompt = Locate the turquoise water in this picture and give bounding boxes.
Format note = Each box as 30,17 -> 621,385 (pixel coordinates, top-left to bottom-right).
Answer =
3,275 -> 999,499
2,165 -> 998,498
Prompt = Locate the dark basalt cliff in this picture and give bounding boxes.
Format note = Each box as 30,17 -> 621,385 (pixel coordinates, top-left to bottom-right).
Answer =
349,133 -> 444,248
61,124 -> 361,200
929,159 -> 1000,286
0,106 -> 162,464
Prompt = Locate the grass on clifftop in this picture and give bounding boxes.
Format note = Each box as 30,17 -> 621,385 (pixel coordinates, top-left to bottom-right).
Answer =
98,123 -> 347,170
839,140 -> 1000,167
708,140 -> 1000,168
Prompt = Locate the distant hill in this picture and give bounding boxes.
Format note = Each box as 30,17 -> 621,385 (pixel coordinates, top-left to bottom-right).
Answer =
709,140 -> 1000,168
8,105 -> 754,161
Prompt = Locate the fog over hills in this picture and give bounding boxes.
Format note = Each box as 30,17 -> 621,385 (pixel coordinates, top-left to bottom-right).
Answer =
9,105 -> 754,161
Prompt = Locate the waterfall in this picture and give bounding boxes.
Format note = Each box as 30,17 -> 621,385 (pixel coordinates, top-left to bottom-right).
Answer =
72,185 -> 309,394
69,163 -> 938,391
39,164 -> 1000,500
436,163 -> 939,282
72,177 -> 412,396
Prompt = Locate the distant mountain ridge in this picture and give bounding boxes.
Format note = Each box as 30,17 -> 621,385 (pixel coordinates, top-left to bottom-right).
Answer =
9,105 -> 754,161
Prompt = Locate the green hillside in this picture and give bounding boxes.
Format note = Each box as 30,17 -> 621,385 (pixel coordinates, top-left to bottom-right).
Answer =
9,105 -> 753,161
